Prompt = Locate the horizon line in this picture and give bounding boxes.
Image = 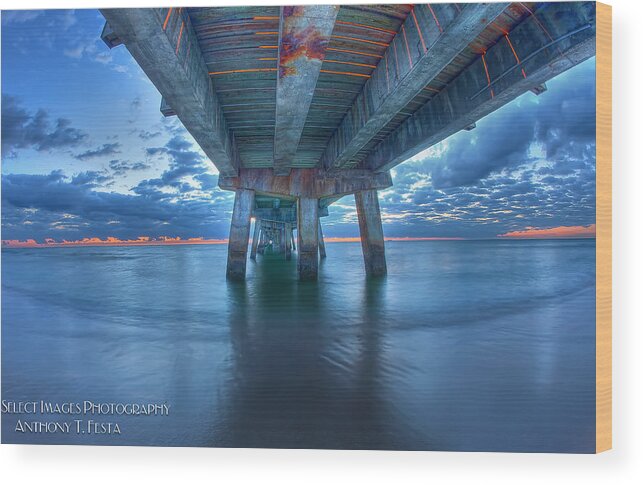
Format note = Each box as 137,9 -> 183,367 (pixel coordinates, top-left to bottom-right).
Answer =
2,234 -> 596,249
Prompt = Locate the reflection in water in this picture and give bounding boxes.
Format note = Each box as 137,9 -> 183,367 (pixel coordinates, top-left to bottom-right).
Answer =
219,270 -> 399,449
2,240 -> 596,451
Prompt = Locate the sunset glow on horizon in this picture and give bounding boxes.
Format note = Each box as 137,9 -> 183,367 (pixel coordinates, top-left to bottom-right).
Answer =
1,228 -> 597,249
1,236 -> 228,248
498,224 -> 596,239
2,235 -> 468,248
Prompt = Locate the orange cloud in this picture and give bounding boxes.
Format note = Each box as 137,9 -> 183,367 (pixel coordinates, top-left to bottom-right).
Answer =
2,235 -> 470,248
2,236 -> 228,248
498,224 -> 596,239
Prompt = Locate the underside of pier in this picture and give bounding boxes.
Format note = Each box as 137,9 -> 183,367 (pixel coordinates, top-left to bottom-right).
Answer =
101,2 -> 596,280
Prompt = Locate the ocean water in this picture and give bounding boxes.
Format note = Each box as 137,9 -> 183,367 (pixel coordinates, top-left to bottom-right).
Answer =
1,239 -> 596,452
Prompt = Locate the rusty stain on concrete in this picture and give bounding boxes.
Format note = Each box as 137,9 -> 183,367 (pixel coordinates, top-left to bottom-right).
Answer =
279,19 -> 331,78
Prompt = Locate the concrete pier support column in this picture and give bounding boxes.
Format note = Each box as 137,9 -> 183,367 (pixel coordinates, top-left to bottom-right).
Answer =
297,197 -> 319,280
250,219 -> 260,260
226,189 -> 255,280
355,189 -> 387,277
274,225 -> 279,252
318,219 -> 327,259
280,225 -> 286,253
279,225 -> 285,253
285,223 -> 292,261
258,227 -> 265,255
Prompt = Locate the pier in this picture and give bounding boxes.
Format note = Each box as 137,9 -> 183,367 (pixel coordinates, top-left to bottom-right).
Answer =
100,2 -> 596,280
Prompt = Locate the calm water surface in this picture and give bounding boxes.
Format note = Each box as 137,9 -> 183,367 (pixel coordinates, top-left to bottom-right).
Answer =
1,240 -> 596,451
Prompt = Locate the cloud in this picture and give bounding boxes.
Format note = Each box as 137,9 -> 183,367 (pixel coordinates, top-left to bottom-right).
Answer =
58,9 -> 77,30
1,10 -> 44,25
322,60 -> 598,239
498,224 -> 596,239
108,159 -> 151,176
94,51 -> 113,64
138,130 -> 162,140
75,142 -> 121,160
2,55 -> 597,242
67,43 -> 97,61
135,135 -> 215,196
403,60 -> 596,191
194,173 -> 219,191
63,45 -> 85,59
130,97 -> 142,111
1,134 -> 232,241
412,109 -> 536,190
127,96 -> 143,123
2,168 -> 233,241
2,10 -> 87,57
1,95 -> 88,157
70,170 -> 114,187
362,149 -> 595,239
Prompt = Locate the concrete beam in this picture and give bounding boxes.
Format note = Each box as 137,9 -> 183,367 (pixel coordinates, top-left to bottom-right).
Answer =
226,189 -> 255,279
321,3 -> 509,170
100,8 -> 239,177
367,2 -> 596,172
100,22 -> 123,48
252,207 -> 297,224
274,5 -> 338,175
297,198 -> 319,281
530,83 -> 548,95
160,97 -> 176,117
253,204 -> 328,221
355,190 -> 387,277
220,168 -> 392,199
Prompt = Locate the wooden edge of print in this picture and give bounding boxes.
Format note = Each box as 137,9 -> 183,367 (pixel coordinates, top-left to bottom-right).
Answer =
595,1 -> 612,454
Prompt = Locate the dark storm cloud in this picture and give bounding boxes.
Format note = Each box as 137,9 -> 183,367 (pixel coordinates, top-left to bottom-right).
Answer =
398,61 -> 596,192
1,95 -> 87,157
330,61 -> 598,239
534,80 -> 596,161
75,142 -> 122,160
425,108 -> 538,189
2,169 -> 232,241
1,134 -> 231,241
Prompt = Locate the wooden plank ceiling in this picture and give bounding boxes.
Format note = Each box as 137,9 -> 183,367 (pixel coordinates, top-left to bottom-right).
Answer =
186,3 -> 535,170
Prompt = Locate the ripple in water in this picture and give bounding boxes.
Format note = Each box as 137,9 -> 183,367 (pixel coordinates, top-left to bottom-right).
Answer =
1,240 -> 596,451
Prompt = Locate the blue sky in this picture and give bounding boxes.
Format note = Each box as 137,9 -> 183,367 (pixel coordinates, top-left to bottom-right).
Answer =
1,9 -> 596,241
